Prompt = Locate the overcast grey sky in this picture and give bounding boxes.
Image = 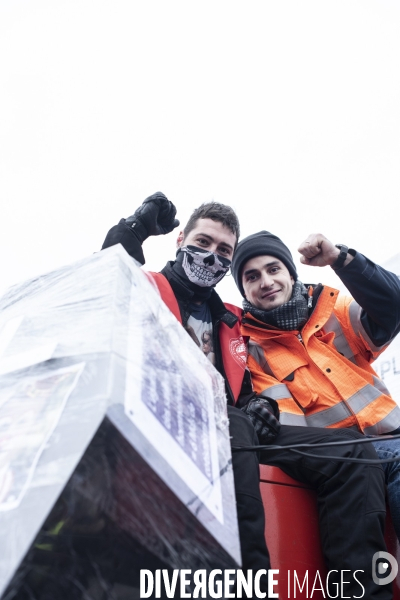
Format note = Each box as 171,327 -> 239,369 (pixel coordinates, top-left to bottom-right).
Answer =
1,0 -> 399,306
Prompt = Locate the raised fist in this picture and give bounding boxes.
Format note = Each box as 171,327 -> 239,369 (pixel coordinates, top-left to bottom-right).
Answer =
125,192 -> 180,243
298,233 -> 339,267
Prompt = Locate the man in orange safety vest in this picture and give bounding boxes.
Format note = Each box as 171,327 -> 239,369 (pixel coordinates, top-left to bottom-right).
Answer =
232,230 -> 400,546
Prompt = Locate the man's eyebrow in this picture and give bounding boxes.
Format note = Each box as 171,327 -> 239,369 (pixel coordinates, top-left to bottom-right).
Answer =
218,241 -> 234,251
243,260 -> 280,277
243,268 -> 258,277
264,260 -> 280,267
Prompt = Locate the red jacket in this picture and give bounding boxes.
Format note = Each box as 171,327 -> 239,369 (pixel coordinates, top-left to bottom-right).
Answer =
148,272 -> 247,404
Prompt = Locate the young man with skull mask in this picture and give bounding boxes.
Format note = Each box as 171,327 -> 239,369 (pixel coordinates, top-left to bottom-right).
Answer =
102,193 -> 392,600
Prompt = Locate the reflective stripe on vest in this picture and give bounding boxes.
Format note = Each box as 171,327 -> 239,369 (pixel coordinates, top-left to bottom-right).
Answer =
323,312 -> 356,364
373,375 -> 392,396
280,409 -> 364,429
279,401 -> 351,428
348,300 -> 384,354
262,379 -> 393,429
302,402 -> 352,427
346,383 -> 382,413
279,412 -> 308,426
364,405 -> 400,436
260,383 -> 291,401
248,340 -> 275,377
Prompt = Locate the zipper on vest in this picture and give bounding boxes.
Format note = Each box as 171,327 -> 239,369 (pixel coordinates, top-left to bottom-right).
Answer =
307,285 -> 313,309
297,332 -> 304,344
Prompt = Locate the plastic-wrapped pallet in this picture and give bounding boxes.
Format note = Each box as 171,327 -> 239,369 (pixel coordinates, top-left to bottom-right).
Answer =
0,244 -> 240,599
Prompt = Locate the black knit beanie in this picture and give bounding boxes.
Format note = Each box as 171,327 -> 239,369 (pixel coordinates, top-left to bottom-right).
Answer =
232,230 -> 298,297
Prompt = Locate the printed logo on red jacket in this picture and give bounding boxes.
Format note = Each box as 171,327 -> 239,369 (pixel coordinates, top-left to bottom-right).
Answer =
229,337 -> 247,367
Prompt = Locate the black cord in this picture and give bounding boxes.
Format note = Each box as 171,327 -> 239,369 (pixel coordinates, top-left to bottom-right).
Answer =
289,449 -> 400,464
231,433 -> 400,464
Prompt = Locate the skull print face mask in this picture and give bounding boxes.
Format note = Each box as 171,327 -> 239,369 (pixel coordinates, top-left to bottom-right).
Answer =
176,245 -> 231,287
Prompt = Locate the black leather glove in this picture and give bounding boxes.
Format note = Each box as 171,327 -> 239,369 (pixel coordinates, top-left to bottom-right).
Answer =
242,396 -> 281,444
125,192 -> 180,243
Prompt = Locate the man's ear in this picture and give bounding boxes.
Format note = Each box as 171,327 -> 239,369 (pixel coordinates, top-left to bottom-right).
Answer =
176,230 -> 185,248
291,276 -> 295,286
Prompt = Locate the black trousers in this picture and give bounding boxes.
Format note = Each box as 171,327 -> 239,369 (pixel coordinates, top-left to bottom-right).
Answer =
228,406 -> 392,599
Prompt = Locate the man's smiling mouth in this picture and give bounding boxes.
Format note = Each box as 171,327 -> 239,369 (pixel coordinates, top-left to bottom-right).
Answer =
261,289 -> 281,299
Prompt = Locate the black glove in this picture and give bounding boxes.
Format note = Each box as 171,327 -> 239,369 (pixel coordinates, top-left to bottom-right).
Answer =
125,192 -> 180,243
242,396 -> 281,444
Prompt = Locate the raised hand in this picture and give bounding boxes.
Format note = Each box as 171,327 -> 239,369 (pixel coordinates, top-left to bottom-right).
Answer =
298,233 -> 341,267
125,192 -> 180,243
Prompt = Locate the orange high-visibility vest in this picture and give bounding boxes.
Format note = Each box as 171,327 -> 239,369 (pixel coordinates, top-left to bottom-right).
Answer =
241,285 -> 400,435
147,272 -> 247,403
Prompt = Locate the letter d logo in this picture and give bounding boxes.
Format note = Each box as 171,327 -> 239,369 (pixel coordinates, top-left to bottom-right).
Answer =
372,551 -> 398,585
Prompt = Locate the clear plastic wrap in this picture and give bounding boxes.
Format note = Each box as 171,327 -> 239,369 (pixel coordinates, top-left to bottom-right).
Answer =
0,244 -> 240,599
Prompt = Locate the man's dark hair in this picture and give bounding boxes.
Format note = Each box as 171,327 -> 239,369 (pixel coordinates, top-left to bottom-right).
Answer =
183,202 -> 240,244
